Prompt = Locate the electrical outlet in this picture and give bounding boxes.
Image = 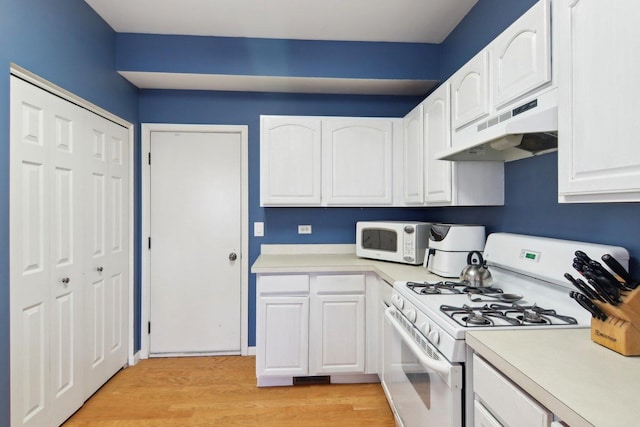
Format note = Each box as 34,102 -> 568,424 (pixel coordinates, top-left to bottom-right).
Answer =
254,222 -> 264,237
298,225 -> 312,234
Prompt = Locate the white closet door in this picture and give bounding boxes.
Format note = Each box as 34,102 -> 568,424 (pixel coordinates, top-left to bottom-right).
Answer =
47,93 -> 86,427
10,76 -> 53,427
10,77 -> 85,427
84,113 -> 129,396
10,75 -> 130,426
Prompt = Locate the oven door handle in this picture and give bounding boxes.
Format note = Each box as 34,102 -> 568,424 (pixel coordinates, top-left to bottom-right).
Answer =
385,306 -> 461,389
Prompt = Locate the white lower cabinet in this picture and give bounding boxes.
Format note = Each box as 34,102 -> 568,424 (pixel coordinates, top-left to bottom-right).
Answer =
309,275 -> 366,375
256,273 -> 373,386
473,354 -> 551,427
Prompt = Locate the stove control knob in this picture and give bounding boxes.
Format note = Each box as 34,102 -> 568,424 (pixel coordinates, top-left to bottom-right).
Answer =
393,297 -> 404,310
405,309 -> 417,323
428,329 -> 440,345
421,322 -> 431,334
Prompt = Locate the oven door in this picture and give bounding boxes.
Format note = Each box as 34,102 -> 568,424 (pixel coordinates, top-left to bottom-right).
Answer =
382,307 -> 463,427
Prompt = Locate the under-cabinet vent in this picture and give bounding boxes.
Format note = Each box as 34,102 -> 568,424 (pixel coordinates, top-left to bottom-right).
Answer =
293,376 -> 331,385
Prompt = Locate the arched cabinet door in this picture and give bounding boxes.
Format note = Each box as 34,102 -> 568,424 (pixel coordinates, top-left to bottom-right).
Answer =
450,50 -> 489,131
490,0 -> 551,109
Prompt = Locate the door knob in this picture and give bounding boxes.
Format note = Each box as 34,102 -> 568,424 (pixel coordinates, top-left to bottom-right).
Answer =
229,252 -> 238,261
97,266 -> 104,272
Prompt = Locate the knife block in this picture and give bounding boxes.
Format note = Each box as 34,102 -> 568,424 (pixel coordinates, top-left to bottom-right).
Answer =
591,316 -> 640,356
590,286 -> 640,356
592,285 -> 640,325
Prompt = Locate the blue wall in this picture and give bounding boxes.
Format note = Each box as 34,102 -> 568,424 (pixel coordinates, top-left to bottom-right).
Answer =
1,0 -> 139,423
117,33 -> 443,80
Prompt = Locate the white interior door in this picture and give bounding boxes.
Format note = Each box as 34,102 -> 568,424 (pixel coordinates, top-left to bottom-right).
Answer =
149,130 -> 242,355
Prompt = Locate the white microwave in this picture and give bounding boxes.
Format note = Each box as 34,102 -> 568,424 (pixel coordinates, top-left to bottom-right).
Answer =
356,221 -> 431,265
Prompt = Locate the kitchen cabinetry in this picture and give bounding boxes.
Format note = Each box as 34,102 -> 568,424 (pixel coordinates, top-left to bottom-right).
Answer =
402,104 -> 424,204
489,0 -> 551,109
322,118 -> 393,205
256,272 -> 376,386
260,115 -> 395,206
451,50 -> 490,131
556,0 -> 640,202
423,83 -> 454,204
401,82 -> 504,206
450,0 -> 552,149
309,275 -> 365,374
472,354 -> 551,427
260,116 -> 322,205
256,275 -> 309,380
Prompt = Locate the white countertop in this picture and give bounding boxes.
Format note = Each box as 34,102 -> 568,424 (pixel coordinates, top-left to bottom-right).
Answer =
467,329 -> 640,427
251,244 -> 443,284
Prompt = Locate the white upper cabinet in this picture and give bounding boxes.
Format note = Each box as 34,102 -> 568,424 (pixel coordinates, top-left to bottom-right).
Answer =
400,82 -> 504,207
260,116 -> 322,206
260,115 -> 395,207
402,104 -> 425,204
451,50 -> 490,130
490,0 -> 551,109
322,118 -> 394,205
556,0 -> 640,202
423,83 -> 453,204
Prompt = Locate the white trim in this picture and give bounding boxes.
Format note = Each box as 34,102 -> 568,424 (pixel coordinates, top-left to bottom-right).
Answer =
140,123 -> 250,359
247,346 -> 257,356
10,63 -> 132,128
9,64 -> 138,374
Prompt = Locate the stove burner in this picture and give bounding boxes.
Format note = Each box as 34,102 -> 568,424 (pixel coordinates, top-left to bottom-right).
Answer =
407,281 -> 467,295
406,281 -> 505,295
440,303 -> 578,328
464,313 -> 493,326
519,309 -> 548,324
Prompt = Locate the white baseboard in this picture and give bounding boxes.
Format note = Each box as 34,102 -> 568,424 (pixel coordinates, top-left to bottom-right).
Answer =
247,346 -> 256,356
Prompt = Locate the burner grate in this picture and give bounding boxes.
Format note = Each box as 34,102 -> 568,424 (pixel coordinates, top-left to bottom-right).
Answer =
440,303 -> 578,327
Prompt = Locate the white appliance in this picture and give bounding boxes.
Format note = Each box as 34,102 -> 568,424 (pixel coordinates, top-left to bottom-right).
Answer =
425,224 -> 486,277
356,221 -> 431,265
382,233 -> 629,427
437,88 -> 558,162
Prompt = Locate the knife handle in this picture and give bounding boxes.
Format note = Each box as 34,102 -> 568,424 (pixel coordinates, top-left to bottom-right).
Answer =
601,254 -> 636,288
564,273 -> 600,301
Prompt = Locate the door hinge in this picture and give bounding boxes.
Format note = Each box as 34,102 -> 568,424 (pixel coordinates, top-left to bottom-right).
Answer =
148,152 -> 151,165
148,237 -> 151,249
148,321 -> 151,334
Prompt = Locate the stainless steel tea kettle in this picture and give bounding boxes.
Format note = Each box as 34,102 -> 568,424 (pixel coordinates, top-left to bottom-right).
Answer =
460,250 -> 493,288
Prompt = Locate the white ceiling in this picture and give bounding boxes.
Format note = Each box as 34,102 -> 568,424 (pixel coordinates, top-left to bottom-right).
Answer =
87,0 -> 478,94
85,0 -> 477,43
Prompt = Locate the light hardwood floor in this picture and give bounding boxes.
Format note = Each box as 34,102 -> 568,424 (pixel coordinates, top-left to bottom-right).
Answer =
63,356 -> 396,426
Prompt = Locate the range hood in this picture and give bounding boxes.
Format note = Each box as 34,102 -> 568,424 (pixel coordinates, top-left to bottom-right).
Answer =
436,87 -> 558,162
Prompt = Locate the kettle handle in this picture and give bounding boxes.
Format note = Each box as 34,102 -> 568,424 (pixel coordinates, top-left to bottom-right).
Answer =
467,251 -> 485,266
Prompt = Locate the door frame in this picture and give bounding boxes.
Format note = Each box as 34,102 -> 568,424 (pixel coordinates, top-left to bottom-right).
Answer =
9,64 -> 136,365
141,123 -> 249,358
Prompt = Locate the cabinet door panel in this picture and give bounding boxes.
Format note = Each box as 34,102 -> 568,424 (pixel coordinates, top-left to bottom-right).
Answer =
423,84 -> 453,204
402,104 -> 424,204
451,51 -> 489,130
260,116 -> 322,205
310,294 -> 365,375
491,0 -> 551,108
557,0 -> 640,201
257,296 -> 309,377
323,118 -> 393,205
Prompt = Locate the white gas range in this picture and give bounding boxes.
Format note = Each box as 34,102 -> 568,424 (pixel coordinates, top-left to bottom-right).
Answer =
381,233 -> 629,427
